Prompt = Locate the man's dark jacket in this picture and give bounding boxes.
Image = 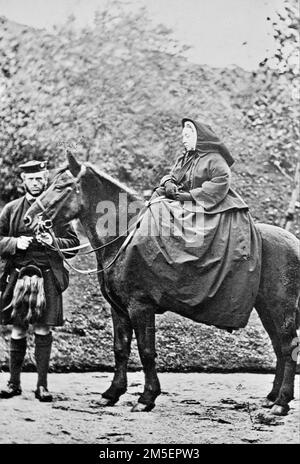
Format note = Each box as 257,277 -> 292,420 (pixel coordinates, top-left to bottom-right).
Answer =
0,196 -> 80,324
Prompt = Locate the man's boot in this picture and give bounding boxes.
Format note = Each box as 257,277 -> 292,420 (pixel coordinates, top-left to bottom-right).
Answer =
34,332 -> 53,402
0,337 -> 26,398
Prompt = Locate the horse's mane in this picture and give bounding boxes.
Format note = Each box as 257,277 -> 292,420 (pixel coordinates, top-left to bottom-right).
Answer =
86,163 -> 142,201
50,161 -> 143,201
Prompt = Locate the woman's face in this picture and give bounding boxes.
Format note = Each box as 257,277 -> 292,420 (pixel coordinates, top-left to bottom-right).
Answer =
182,121 -> 197,151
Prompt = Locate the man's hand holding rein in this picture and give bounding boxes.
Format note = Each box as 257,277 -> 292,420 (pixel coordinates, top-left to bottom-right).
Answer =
16,236 -> 33,250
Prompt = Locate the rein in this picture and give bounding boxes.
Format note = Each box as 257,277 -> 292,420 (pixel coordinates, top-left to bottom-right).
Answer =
58,231 -> 130,257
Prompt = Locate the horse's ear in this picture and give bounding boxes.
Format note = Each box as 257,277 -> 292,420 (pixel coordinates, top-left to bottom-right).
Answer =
67,150 -> 81,177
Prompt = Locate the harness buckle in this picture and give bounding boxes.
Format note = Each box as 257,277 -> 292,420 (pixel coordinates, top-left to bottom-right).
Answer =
43,219 -> 53,229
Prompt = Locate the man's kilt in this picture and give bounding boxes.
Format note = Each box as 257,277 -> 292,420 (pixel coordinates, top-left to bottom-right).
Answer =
0,264 -> 64,326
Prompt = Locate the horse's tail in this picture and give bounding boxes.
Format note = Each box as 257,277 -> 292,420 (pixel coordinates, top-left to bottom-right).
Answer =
5,266 -> 46,324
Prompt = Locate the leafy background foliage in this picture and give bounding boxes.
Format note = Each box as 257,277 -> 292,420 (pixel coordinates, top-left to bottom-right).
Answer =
0,1 -> 299,372
0,1 -> 299,232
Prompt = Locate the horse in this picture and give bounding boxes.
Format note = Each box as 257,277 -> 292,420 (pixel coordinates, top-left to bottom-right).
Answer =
24,152 -> 300,415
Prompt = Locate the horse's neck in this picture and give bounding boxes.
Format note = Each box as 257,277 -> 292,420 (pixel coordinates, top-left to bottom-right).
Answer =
79,171 -> 143,262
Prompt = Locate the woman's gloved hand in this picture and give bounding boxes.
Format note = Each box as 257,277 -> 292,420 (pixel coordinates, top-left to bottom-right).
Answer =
175,192 -> 193,203
164,181 -> 178,199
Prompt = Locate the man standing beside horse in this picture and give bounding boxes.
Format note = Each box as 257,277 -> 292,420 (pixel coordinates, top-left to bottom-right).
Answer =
0,160 -> 79,401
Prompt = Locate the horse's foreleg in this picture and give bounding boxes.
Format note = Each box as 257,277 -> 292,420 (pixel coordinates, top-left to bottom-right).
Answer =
100,306 -> 132,406
128,301 -> 161,412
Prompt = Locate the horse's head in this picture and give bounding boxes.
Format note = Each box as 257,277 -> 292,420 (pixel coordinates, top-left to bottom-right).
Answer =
24,152 -> 86,231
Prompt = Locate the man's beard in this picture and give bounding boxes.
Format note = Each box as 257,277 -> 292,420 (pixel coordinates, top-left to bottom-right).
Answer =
25,185 -> 45,197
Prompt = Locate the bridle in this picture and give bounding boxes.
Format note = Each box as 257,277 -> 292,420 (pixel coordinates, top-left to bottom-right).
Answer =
31,165 -> 87,230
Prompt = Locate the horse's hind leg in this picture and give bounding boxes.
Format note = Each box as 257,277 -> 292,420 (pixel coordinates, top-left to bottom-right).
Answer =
270,300 -> 298,415
255,298 -> 285,407
128,300 -> 161,412
99,306 -> 132,406
256,296 -> 298,416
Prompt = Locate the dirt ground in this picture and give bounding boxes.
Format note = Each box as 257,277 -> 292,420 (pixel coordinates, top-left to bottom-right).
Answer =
0,372 -> 298,444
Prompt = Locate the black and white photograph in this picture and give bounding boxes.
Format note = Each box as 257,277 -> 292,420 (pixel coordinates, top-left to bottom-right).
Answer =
0,0 -> 299,450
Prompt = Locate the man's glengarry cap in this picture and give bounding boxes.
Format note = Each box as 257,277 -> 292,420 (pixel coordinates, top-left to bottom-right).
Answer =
19,160 -> 48,173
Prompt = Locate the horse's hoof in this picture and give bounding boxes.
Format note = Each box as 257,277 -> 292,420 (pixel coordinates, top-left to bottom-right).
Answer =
261,398 -> 275,409
270,404 -> 289,416
131,402 -> 155,412
95,396 -> 117,407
